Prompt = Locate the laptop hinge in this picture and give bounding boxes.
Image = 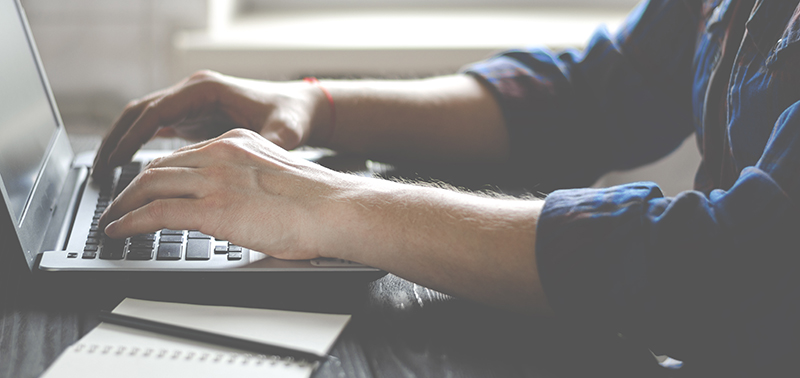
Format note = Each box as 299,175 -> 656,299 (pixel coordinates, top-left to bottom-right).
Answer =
40,166 -> 88,253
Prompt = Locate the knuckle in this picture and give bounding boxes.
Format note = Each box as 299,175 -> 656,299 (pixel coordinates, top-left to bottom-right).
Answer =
142,99 -> 161,115
189,70 -> 218,81
124,99 -> 141,111
146,156 -> 165,169
223,128 -> 251,138
206,137 -> 238,156
136,166 -> 159,186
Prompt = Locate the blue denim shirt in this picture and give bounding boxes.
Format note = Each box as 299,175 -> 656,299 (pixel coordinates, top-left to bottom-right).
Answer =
466,1 -> 800,375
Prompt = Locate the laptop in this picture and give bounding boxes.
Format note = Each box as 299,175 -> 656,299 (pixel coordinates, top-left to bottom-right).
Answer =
0,0 -> 380,282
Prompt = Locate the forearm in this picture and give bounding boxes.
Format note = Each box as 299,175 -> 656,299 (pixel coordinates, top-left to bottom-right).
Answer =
317,175 -> 552,314
306,74 -> 509,163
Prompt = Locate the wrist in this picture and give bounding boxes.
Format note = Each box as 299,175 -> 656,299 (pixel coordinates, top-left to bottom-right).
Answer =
303,78 -> 336,146
308,174 -> 396,261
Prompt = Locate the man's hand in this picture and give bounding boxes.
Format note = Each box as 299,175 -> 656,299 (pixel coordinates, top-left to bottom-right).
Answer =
91,70 -> 330,179
98,128 -> 348,260
98,128 -> 550,314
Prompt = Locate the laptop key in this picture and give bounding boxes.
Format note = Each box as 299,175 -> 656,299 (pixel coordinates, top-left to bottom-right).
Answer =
127,247 -> 154,260
214,245 -> 228,254
160,229 -> 183,235
99,246 -> 125,260
131,233 -> 157,241
129,240 -> 155,250
188,231 -> 212,239
99,237 -> 126,259
159,235 -> 183,244
157,243 -> 182,260
82,251 -> 97,259
186,239 -> 211,260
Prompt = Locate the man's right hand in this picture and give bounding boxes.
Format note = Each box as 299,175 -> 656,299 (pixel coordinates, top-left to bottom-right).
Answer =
91,70 -> 330,179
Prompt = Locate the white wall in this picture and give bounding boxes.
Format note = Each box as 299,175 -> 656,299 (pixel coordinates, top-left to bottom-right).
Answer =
21,0 -> 207,126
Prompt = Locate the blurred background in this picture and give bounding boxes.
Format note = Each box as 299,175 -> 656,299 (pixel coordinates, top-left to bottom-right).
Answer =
21,0 -> 700,195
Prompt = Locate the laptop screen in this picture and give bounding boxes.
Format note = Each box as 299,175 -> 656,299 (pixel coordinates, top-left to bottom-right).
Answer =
0,0 -> 60,222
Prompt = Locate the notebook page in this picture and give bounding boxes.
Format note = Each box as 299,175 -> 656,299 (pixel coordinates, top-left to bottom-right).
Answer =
42,323 -> 313,378
41,298 -> 352,378
113,298 -> 351,356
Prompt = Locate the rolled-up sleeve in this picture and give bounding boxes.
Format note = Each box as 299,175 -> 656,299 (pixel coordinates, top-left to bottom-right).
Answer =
465,0 -> 800,373
536,102 -> 800,373
463,0 -> 699,190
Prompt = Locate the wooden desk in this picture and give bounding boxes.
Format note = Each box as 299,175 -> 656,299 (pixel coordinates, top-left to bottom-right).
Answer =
0,141 -> 663,378
0,255 -> 541,377
0,262 -> 668,378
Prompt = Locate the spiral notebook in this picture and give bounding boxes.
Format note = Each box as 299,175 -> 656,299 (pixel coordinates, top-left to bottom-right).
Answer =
42,299 -> 352,378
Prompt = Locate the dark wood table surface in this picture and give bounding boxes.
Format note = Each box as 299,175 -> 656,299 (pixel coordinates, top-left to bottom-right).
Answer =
0,139 -> 667,378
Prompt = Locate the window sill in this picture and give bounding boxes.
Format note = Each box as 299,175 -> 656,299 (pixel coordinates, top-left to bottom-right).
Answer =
172,8 -> 627,80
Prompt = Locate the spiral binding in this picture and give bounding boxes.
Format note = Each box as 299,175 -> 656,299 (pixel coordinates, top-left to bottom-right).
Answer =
71,343 -> 318,369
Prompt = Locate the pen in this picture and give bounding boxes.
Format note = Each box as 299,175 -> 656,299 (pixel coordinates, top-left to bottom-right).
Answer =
98,310 -> 327,364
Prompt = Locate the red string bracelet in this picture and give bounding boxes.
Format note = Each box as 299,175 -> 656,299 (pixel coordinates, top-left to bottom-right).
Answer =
303,77 -> 336,144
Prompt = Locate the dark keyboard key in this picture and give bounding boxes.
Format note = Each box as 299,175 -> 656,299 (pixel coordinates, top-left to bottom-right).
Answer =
186,239 -> 211,260
99,237 -> 126,260
99,246 -> 125,260
82,251 -> 97,259
131,233 -> 157,241
84,245 -> 98,252
227,251 -> 242,260
129,240 -> 155,249
114,162 -> 142,197
85,238 -> 99,245
159,235 -> 183,244
160,229 -> 183,235
187,231 -> 212,239
131,234 -> 156,244
127,247 -> 154,260
88,231 -> 99,239
67,252 -> 78,258
157,243 -> 182,260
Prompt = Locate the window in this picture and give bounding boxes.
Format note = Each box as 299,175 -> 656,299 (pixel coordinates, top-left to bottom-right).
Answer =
183,0 -> 637,81
235,0 -> 640,12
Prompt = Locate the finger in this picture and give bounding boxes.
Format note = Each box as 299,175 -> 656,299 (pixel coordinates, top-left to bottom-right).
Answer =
98,167 -> 204,231
106,83 -> 220,169
91,93 -> 163,179
142,139 -> 223,172
148,128 -> 262,168
104,198 -> 207,239
170,133 -> 223,155
153,126 -> 178,138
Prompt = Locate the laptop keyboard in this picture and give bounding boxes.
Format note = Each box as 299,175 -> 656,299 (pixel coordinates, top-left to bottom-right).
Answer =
80,162 -> 243,262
